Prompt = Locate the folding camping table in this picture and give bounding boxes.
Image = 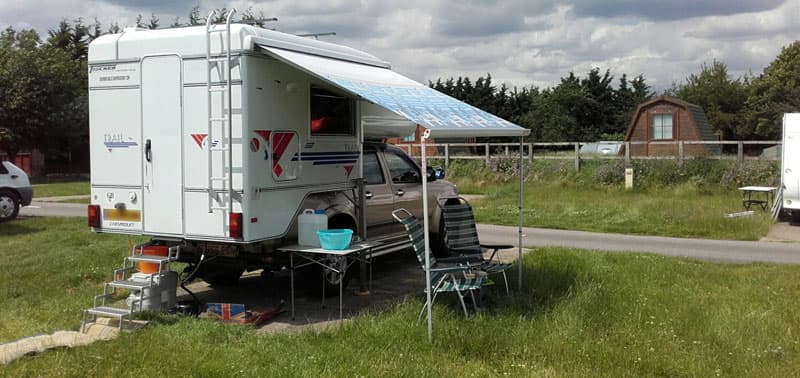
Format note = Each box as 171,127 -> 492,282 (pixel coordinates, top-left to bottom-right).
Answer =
278,241 -> 381,321
738,186 -> 777,211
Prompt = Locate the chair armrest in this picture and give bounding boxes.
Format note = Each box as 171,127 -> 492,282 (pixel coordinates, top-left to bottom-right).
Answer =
480,244 -> 514,262
429,265 -> 478,274
479,244 -> 514,250
438,254 -> 483,264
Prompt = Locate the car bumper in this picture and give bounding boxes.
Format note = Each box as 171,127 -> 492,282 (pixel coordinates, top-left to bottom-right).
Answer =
18,187 -> 33,206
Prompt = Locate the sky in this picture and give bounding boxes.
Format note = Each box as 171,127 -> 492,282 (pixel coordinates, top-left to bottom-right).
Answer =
2,0 -> 800,92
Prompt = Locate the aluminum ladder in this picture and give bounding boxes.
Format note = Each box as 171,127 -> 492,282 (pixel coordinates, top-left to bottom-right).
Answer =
205,9 -> 237,225
81,244 -> 179,332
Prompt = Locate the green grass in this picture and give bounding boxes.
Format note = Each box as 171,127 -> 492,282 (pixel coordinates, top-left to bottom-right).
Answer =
451,179 -> 773,241
3,218 -> 800,376
0,218 -> 143,340
31,180 -> 90,198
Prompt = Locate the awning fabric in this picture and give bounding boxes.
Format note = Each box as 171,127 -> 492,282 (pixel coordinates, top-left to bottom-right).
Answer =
259,46 -> 530,138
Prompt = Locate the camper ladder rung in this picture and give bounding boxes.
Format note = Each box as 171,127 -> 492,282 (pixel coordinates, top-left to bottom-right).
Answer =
210,176 -> 229,181
210,206 -> 229,211
208,87 -> 228,93
209,117 -> 228,122
208,57 -> 228,63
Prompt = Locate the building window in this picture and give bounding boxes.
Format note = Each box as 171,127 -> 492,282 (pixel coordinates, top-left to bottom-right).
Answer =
310,86 -> 354,136
652,113 -> 673,140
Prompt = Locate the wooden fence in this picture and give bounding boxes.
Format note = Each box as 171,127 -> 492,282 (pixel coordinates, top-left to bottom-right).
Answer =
398,140 -> 781,171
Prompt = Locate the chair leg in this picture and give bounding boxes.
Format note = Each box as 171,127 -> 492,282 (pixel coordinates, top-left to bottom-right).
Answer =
417,303 -> 427,322
456,288 -> 469,316
502,271 -> 509,295
468,289 -> 478,313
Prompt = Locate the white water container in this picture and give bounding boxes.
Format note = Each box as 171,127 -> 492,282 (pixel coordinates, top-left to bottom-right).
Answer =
298,209 -> 327,247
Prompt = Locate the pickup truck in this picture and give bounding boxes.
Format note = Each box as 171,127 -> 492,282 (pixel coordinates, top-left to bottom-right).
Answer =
193,142 -> 458,287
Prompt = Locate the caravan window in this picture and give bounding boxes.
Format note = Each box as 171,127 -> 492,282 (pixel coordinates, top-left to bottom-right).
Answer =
310,86 -> 354,136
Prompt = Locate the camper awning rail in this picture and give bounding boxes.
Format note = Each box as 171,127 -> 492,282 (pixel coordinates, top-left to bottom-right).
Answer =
257,45 -> 530,138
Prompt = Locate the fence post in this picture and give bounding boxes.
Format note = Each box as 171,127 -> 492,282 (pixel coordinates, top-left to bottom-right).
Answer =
485,143 -> 490,167
444,144 -> 449,167
528,143 -> 533,162
624,142 -> 630,165
678,141 -> 684,165
574,143 -> 580,172
504,146 -> 509,156
737,141 -> 743,163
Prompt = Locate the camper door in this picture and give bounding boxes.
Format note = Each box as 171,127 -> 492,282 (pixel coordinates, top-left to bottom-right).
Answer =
141,55 -> 184,234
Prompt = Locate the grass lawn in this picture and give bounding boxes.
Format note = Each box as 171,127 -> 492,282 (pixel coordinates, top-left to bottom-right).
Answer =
455,180 -> 773,241
3,218 -> 799,376
31,180 -> 90,198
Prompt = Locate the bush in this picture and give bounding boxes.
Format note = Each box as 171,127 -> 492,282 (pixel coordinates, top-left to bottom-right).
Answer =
720,160 -> 780,189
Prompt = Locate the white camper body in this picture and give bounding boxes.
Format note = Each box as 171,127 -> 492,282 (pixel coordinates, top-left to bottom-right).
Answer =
781,113 -> 800,213
88,24 -> 416,243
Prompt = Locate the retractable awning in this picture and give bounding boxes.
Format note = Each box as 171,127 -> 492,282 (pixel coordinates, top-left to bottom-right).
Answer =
258,45 -> 530,138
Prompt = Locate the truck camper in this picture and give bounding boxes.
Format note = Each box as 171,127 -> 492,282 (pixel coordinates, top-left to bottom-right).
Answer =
86,11 -> 525,293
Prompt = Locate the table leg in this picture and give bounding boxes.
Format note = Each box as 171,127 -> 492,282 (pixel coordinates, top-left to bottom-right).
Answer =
290,253 -> 295,320
321,261 -> 326,309
340,268 -> 344,320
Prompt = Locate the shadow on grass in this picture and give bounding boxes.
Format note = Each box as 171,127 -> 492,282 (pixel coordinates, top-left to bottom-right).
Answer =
0,218 -> 46,237
491,263 -> 578,316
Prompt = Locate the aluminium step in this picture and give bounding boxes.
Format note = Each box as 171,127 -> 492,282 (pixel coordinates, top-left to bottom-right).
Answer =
107,279 -> 152,290
86,306 -> 132,318
127,255 -> 176,264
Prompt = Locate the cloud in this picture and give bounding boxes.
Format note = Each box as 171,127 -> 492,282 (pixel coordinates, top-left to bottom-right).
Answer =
570,0 -> 786,21
0,0 -> 798,93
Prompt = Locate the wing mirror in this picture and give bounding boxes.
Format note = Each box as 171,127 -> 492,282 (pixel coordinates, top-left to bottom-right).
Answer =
426,166 -> 445,181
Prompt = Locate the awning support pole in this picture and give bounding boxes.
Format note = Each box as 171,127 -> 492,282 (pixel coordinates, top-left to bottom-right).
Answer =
518,136 -> 524,290
421,129 -> 433,342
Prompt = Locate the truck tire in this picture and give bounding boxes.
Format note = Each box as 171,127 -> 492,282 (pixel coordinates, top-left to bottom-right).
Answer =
307,216 -> 354,296
0,190 -> 20,222
198,265 -> 245,286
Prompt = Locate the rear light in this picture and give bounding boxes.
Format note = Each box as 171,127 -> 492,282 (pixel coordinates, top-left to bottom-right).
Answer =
88,205 -> 101,228
229,212 -> 243,239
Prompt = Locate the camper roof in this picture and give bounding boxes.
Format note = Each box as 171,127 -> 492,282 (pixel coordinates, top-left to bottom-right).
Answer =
88,24 -> 388,68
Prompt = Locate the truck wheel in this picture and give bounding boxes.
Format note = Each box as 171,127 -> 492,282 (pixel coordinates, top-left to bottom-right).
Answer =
307,216 -> 354,296
0,190 -> 20,222
199,266 -> 244,286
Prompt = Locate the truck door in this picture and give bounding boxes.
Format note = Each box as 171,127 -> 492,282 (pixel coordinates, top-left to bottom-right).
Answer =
363,151 -> 395,237
141,55 -> 183,234
384,149 -> 424,218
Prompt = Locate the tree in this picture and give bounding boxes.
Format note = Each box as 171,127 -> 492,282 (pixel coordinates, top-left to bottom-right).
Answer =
744,41 -> 800,139
148,13 -> 160,29
0,28 -> 85,163
673,60 -> 748,139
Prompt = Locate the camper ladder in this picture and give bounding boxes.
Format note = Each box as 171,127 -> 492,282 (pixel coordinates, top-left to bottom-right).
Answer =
205,9 -> 237,219
81,244 -> 180,333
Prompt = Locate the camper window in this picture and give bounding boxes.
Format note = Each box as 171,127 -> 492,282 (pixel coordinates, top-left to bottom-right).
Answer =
310,86 -> 354,136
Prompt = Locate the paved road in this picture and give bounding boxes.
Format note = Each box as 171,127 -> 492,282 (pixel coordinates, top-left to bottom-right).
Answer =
478,224 -> 800,265
20,201 -> 85,218
18,201 -> 799,264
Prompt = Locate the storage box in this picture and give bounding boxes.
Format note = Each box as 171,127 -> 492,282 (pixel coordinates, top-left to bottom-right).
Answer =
206,303 -> 249,324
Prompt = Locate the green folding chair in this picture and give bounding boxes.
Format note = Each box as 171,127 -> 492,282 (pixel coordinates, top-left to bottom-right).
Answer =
392,208 -> 486,318
439,196 -> 514,294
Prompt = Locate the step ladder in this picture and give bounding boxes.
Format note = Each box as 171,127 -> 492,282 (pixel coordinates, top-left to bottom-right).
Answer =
81,244 -> 180,332
205,9 -> 237,229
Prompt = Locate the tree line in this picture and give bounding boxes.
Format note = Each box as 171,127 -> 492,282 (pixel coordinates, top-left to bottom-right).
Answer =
0,9 -> 798,172
433,42 -> 800,143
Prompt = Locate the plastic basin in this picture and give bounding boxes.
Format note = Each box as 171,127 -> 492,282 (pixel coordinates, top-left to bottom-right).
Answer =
317,229 -> 353,250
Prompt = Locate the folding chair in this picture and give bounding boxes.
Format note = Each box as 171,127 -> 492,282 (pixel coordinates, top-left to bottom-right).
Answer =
439,196 -> 514,294
392,209 -> 486,318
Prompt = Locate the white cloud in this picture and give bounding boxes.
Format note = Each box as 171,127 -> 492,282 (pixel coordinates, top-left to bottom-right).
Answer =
1,0 -> 798,92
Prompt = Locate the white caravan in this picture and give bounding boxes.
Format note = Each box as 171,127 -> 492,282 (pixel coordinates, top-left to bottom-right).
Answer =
781,113 -> 800,220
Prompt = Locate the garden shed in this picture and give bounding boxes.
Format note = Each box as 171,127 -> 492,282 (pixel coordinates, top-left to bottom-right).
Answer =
622,96 -> 720,157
